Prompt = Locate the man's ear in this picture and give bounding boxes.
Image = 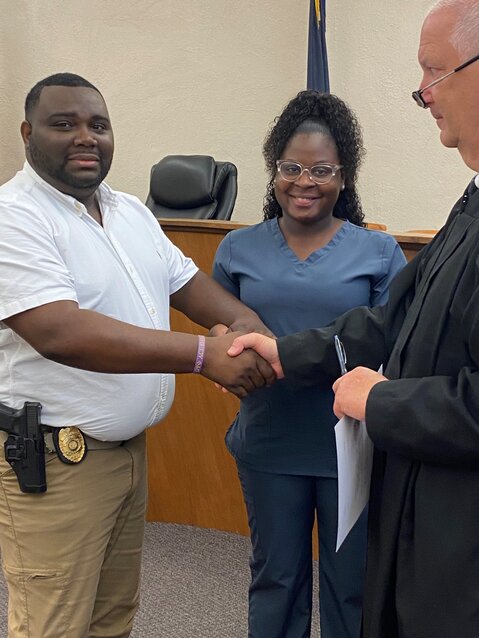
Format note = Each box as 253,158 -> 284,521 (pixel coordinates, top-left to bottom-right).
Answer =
20,120 -> 32,150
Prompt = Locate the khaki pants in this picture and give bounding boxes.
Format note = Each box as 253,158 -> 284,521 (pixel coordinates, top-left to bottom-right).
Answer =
0,431 -> 147,638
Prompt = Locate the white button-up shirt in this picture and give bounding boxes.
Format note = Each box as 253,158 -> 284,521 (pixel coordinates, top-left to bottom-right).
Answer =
0,163 -> 198,440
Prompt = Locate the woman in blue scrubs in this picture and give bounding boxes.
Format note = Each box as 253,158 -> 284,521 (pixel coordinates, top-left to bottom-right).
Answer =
213,90 -> 406,638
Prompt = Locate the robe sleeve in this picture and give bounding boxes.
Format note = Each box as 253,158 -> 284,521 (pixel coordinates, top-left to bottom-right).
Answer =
277,304 -> 388,386
366,260 -> 479,467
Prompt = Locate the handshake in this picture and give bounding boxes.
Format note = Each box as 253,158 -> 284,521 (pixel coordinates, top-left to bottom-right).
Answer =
199,326 -> 283,398
201,325 -> 389,420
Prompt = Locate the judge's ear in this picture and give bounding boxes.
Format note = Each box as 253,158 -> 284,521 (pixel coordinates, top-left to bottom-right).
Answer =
20,120 -> 32,151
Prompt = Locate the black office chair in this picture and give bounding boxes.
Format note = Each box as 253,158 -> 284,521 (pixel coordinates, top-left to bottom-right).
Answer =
145,155 -> 238,220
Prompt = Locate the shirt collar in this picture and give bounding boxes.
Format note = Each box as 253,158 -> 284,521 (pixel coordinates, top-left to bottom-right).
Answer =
23,161 -> 117,217
474,174 -> 479,190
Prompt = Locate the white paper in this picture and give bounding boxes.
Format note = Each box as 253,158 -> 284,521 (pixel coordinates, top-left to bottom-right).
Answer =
334,416 -> 374,551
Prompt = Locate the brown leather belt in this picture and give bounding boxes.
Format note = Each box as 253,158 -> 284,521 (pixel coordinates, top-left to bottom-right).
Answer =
44,432 -> 123,452
0,430 -> 123,452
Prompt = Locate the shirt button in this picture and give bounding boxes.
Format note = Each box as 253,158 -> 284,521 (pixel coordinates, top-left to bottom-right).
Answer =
150,308 -> 157,316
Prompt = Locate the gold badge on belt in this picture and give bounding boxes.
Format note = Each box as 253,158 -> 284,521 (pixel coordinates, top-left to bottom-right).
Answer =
52,427 -> 87,464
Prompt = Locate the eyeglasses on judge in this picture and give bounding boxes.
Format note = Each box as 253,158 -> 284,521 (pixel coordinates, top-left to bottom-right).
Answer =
412,52 -> 479,108
276,160 -> 343,185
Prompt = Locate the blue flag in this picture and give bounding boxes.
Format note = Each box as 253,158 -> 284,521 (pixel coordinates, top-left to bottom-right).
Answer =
307,0 -> 329,92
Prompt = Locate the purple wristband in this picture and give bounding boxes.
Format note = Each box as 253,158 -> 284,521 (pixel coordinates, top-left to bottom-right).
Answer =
193,335 -> 206,374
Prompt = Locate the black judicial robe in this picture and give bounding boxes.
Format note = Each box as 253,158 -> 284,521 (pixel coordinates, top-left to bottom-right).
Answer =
277,187 -> 479,638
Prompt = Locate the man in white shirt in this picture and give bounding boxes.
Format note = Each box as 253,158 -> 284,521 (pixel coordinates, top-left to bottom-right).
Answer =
0,72 -> 274,638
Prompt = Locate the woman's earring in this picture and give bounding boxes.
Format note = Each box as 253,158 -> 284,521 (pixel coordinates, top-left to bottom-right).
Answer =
341,184 -> 345,191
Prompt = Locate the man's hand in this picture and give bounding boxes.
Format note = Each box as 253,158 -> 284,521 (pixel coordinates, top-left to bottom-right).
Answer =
201,332 -> 277,398
332,366 -> 387,421
209,320 -> 275,339
227,333 -> 284,379
227,318 -> 275,338
208,323 -> 228,337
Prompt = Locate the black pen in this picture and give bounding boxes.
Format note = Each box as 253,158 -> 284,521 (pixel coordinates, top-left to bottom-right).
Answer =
334,335 -> 348,376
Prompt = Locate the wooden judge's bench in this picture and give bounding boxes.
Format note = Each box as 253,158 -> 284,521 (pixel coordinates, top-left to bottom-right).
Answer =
146,220 -> 434,536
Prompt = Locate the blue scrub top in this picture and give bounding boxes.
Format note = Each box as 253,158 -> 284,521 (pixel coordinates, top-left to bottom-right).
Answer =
213,218 -> 406,476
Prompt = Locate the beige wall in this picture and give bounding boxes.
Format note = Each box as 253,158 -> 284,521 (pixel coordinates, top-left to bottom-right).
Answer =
327,1 -> 472,231
0,0 -> 308,226
0,1 -> 473,231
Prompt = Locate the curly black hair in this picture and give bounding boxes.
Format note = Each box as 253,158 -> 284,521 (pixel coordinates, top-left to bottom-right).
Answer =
263,90 -> 365,226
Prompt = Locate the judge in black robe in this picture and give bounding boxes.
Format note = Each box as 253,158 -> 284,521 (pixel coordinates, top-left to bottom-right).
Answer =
276,183 -> 479,637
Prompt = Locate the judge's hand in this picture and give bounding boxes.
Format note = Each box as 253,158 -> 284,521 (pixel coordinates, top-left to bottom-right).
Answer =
227,333 -> 284,379
201,332 -> 277,398
332,366 -> 387,421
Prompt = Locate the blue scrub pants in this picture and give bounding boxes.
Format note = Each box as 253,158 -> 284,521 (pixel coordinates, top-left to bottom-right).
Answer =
237,463 -> 367,638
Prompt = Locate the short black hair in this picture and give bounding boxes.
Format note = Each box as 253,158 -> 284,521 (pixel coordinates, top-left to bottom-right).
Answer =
24,73 -> 102,119
263,90 -> 365,227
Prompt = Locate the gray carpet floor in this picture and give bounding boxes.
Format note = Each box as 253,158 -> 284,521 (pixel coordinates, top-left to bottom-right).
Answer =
0,522 -> 320,637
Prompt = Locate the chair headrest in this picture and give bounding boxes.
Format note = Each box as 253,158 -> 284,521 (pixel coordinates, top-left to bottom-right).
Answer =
150,155 -> 216,209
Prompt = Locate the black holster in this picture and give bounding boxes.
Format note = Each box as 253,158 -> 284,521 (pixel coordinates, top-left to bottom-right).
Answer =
0,401 -> 47,493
